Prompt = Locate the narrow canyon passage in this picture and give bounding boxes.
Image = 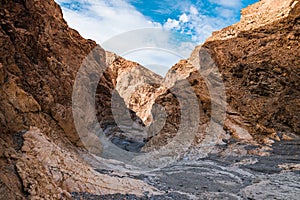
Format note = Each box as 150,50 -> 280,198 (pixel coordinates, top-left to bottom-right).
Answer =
0,0 -> 299,199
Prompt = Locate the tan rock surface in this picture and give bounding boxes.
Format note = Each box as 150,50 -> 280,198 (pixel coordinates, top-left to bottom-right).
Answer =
0,0 -> 155,198
144,0 -> 300,152
16,127 -> 160,199
208,0 -> 297,41
204,0 -> 300,142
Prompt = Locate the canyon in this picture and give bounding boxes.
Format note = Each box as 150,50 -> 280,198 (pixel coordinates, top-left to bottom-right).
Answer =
0,0 -> 299,199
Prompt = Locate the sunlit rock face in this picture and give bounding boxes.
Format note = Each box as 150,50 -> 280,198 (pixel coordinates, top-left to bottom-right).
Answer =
0,0 -> 95,197
16,127 -> 159,199
0,0 -> 156,198
143,0 -> 300,152
204,0 -> 300,142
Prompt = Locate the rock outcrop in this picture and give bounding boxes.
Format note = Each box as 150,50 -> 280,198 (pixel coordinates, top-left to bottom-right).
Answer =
16,127 -> 159,199
144,0 -> 300,153
107,53 -> 165,125
0,0 -> 94,197
0,0 -> 158,198
208,0 -> 298,41
204,0 -> 300,141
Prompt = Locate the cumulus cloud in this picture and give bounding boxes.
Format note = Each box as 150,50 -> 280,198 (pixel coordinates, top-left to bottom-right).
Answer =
179,13 -> 189,23
209,0 -> 242,8
101,28 -> 194,75
189,5 -> 199,15
161,0 -> 250,44
55,0 -> 161,42
164,19 -> 180,30
163,5 -> 232,44
55,0 -> 195,76
215,7 -> 236,18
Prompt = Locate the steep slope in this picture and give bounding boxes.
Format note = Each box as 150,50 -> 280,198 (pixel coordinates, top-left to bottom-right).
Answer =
204,0 -> 300,141
0,0 -> 158,198
144,0 -> 300,152
107,52 -> 165,125
0,0 -> 94,197
95,54 -> 153,152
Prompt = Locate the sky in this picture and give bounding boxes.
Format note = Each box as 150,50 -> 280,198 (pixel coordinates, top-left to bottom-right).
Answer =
55,0 -> 258,76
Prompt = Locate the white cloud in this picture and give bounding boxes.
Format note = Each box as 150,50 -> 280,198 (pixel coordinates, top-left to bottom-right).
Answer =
209,0 -> 242,8
55,0 -> 195,76
56,0 -> 161,42
162,5 -> 232,44
164,18 -> 180,30
101,28 -> 194,76
215,7 -> 236,18
179,13 -> 189,23
189,5 -> 199,15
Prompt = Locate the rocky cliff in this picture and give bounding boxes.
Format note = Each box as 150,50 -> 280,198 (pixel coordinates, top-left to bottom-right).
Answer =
0,0 -> 159,198
144,0 -> 300,153
205,0 -> 300,141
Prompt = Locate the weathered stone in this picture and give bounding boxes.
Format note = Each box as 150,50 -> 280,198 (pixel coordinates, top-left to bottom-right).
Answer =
144,0 -> 300,151
16,127 -> 160,199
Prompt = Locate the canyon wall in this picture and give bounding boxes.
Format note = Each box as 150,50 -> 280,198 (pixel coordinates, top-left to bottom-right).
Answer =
144,0 -> 300,152
0,0 -> 158,198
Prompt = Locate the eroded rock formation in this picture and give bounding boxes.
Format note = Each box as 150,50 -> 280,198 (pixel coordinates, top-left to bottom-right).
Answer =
0,0 -> 158,198
205,0 -> 300,141
144,0 -> 300,153
16,127 -> 159,199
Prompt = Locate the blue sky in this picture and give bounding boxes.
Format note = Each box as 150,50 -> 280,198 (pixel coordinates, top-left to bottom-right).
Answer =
55,0 -> 258,75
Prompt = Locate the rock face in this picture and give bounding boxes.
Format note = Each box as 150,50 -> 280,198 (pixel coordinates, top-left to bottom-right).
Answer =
106,53 -> 165,126
143,60 -> 215,151
143,0 -> 300,152
204,0 -> 300,141
0,0 -> 97,145
0,0 -> 157,198
16,127 -> 159,199
208,0 -> 297,41
95,55 -> 155,153
0,0 -> 93,197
